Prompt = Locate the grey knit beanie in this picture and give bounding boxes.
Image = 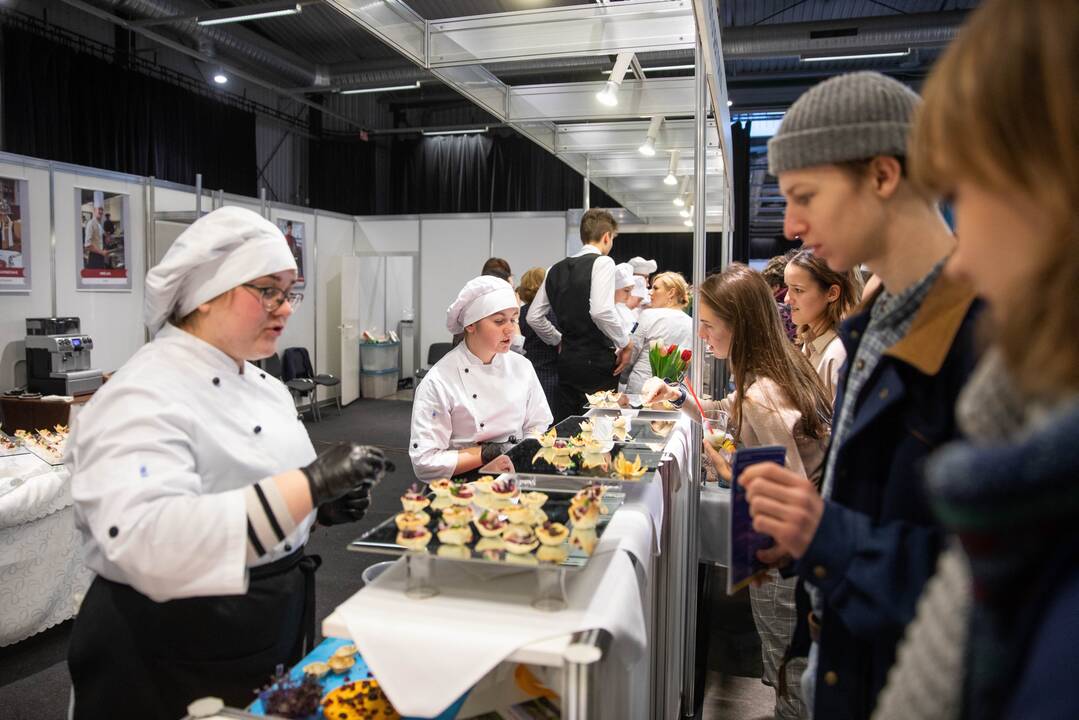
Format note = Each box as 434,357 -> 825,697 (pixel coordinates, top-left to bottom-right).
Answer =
767,71 -> 921,175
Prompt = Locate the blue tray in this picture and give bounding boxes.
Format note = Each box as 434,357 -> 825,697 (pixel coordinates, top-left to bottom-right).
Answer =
248,637 -> 468,719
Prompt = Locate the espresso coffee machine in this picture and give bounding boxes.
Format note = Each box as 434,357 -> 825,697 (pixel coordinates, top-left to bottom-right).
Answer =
25,317 -> 103,396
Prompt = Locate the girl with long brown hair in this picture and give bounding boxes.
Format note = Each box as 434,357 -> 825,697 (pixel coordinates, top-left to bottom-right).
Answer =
644,263 -> 832,720
784,250 -> 861,399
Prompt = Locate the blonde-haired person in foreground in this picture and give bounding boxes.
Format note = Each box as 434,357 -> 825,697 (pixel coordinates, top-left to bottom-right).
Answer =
873,2 -> 1079,719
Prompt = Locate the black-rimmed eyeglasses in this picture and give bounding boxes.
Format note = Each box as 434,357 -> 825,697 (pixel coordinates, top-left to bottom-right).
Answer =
242,283 -> 303,311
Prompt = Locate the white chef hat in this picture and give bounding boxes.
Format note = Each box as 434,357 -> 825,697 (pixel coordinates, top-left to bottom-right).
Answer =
614,262 -> 635,290
447,275 -> 518,334
632,275 -> 651,301
628,256 -> 657,276
144,206 -> 297,334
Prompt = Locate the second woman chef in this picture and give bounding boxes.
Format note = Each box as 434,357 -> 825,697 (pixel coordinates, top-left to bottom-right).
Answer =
409,275 -> 553,481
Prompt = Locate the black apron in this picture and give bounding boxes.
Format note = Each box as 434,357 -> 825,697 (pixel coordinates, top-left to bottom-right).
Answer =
69,548 -> 321,720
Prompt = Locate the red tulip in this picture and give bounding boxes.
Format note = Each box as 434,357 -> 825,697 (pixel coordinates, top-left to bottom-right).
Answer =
681,348 -> 692,362
667,343 -> 677,356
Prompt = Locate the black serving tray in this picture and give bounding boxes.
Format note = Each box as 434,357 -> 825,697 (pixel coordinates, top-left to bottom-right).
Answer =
552,415 -> 678,451
480,438 -> 665,484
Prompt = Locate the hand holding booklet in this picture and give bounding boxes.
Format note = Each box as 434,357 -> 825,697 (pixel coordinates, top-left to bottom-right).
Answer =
726,445 -> 786,594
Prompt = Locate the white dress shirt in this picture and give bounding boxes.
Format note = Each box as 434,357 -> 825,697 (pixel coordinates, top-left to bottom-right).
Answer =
68,324 -> 317,602
525,245 -> 630,350
409,342 -> 553,481
625,307 -> 694,394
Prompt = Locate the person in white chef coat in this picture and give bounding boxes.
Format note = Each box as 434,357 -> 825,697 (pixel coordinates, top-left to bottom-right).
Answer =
410,275 -> 553,481
613,262 -> 638,335
66,207 -> 391,720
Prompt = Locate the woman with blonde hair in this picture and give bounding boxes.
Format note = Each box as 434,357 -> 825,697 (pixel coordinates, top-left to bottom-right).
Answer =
784,250 -> 861,398
872,1 -> 1079,718
644,264 -> 832,719
622,271 -> 693,394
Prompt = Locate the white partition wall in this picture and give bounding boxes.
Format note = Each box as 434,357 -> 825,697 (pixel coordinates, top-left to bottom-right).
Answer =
0,160 -> 52,391
52,169 -> 147,375
314,214 -> 357,403
268,207 -> 316,372
491,214 -> 565,279
418,217 -> 490,362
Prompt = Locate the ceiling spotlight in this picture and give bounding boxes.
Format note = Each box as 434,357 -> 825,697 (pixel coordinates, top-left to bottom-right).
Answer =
638,115 -> 663,156
801,48 -> 911,63
679,195 -> 694,218
213,72 -> 228,85
198,3 -> 302,26
683,217 -> 693,227
727,99 -> 733,107
673,177 -> 690,206
596,52 -> 634,107
663,150 -> 680,185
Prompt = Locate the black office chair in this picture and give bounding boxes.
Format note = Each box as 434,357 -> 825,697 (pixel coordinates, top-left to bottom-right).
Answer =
273,349 -> 320,422
415,342 -> 453,381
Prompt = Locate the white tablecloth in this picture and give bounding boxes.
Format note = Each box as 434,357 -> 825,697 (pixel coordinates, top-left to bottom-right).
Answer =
699,484 -> 731,567
0,456 -> 92,646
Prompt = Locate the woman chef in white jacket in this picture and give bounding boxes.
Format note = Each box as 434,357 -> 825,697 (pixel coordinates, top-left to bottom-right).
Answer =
67,207 -> 391,719
410,276 -> 553,481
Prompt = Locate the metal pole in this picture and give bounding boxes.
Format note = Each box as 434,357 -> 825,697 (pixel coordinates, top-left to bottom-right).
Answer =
194,173 -> 202,217
583,156 -> 591,210
144,177 -> 155,343
260,187 -> 268,218
682,36 -> 707,718
48,165 -> 57,317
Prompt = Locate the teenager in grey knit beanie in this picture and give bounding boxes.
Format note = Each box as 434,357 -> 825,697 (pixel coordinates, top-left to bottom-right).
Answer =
768,71 -> 922,175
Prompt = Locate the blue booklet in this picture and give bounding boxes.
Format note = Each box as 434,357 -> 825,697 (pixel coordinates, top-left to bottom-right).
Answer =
726,445 -> 787,594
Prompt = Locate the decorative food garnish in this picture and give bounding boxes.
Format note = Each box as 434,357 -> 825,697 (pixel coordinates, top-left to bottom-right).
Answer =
613,453 -> 648,478
400,483 -> 430,512
394,511 -> 430,531
474,510 -> 508,537
320,679 -> 400,720
448,482 -> 475,505
490,478 -> 518,497
259,663 -> 324,718
538,427 -> 557,447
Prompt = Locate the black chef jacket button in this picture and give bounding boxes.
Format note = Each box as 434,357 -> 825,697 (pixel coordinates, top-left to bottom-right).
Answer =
480,422 -> 485,428
260,373 -> 266,379
212,377 -> 220,386
284,543 -> 292,552
473,394 -> 477,399
108,526 -> 119,538
413,443 -> 418,448
464,368 -> 469,373
254,425 -> 262,434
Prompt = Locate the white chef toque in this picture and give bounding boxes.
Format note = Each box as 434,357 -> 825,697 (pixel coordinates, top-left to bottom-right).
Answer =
628,256 -> 657,276
447,276 -> 519,334
615,262 -> 636,290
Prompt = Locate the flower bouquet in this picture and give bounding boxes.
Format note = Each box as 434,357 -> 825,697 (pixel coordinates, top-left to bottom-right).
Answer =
648,340 -> 692,383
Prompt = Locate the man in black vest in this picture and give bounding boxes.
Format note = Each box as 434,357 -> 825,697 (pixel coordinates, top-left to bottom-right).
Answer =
526,209 -> 633,422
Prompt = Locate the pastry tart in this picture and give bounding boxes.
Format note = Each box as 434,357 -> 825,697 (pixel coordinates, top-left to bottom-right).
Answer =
537,544 -> 570,564
570,528 -> 599,555
568,499 -> 600,530
448,482 -> 475,505
327,654 -> 355,674
436,523 -> 473,546
396,527 -> 432,550
394,511 -> 430,531
321,679 -> 400,720
502,524 -> 539,554
472,475 -> 497,493
400,483 -> 430,512
440,504 -> 473,526
536,521 -> 569,546
302,661 -> 330,679
474,510 -> 508,538
429,478 -> 454,497
521,491 -> 548,509
489,477 -> 519,503
501,504 -> 533,526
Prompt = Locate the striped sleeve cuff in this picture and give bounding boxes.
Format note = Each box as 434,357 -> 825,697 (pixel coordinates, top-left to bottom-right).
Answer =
243,477 -> 299,563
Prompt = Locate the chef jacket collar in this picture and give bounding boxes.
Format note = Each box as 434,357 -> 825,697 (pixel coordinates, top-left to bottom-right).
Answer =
459,340 -> 504,368
157,323 -> 249,375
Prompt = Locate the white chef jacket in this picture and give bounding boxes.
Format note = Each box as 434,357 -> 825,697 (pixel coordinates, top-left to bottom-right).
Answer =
525,245 -> 630,351
68,324 -> 317,602
625,307 -> 694,394
409,342 -> 553,481
615,303 -> 637,335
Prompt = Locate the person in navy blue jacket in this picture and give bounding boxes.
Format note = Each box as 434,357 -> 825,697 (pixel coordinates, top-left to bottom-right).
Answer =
736,72 -> 982,720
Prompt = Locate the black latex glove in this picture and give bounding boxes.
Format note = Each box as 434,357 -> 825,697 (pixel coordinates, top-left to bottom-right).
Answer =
480,440 -> 516,464
301,443 -> 394,507
316,487 -> 371,526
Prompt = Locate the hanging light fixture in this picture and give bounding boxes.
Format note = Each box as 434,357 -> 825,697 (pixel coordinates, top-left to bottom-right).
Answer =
212,72 -> 228,85
673,176 -> 689,206
663,150 -> 680,185
638,115 -> 663,156
596,52 -> 634,107
679,194 -> 694,218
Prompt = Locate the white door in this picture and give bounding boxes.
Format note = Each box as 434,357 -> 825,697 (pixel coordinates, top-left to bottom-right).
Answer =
339,256 -> 362,405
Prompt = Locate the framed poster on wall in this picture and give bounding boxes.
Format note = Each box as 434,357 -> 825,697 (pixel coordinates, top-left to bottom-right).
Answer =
76,188 -> 131,290
276,217 -> 306,289
0,177 -> 31,292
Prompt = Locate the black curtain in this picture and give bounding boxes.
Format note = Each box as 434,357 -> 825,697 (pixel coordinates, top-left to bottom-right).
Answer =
310,130 -> 619,216
610,232 -> 723,281
731,121 -> 751,264
1,26 -> 256,195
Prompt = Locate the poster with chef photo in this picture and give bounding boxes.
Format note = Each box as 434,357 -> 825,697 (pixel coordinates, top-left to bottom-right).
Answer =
276,217 -> 306,289
76,188 -> 131,290
0,177 -> 30,292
